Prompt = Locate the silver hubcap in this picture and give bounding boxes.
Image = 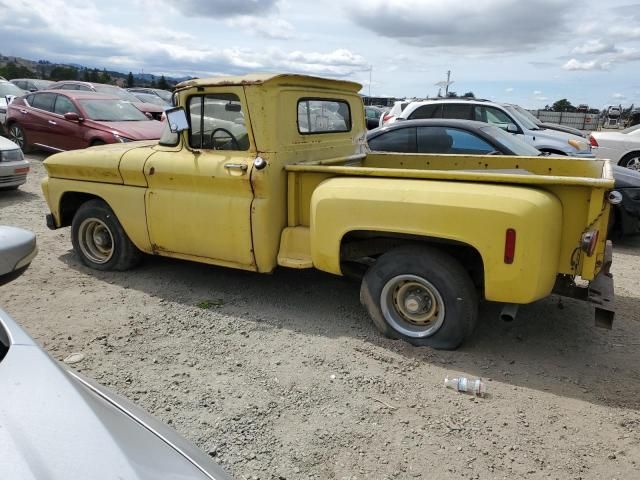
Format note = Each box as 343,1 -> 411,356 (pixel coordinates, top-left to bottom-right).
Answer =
10,126 -> 24,149
78,218 -> 114,264
380,274 -> 445,338
625,157 -> 640,171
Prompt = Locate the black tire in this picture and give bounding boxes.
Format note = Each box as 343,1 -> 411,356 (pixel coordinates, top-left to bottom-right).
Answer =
71,199 -> 142,271
619,152 -> 640,171
8,123 -> 32,153
0,185 -> 20,191
91,140 -> 106,146
360,245 -> 478,350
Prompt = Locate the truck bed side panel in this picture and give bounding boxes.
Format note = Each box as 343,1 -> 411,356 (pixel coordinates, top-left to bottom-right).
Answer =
309,177 -> 563,304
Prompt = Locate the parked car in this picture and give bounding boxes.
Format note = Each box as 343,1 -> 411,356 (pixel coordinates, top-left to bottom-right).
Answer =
6,90 -> 164,152
10,78 -> 54,92
397,98 -> 594,157
0,136 -> 30,190
364,105 -> 384,130
49,81 -> 164,120
503,103 -> 587,138
127,87 -> 173,104
0,226 -> 231,480
368,118 -> 640,237
590,125 -> 640,170
0,80 -> 27,131
131,91 -> 171,109
379,100 -> 410,127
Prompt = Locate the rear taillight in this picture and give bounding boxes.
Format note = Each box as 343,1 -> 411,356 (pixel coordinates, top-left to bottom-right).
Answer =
504,228 -> 516,264
382,114 -> 393,123
581,230 -> 599,257
589,135 -> 599,147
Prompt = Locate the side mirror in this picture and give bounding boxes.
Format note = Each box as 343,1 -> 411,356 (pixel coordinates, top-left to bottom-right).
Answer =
225,102 -> 242,112
0,226 -> 37,287
507,123 -> 518,133
29,88 -> 37,92
64,112 -> 81,122
144,112 -> 154,120
166,107 -> 189,133
5,95 -> 16,105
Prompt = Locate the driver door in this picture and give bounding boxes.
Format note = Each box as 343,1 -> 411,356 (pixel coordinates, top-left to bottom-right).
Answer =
143,88 -> 256,270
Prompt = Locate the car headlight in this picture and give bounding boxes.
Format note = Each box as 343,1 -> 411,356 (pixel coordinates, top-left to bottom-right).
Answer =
113,133 -> 133,143
0,149 -> 25,162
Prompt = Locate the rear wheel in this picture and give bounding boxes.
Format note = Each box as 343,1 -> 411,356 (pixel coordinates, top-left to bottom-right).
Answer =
71,199 -> 141,271
8,123 -> 31,153
360,245 -> 478,350
620,152 -> 640,171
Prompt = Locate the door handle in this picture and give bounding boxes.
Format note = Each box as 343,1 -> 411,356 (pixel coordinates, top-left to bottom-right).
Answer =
224,163 -> 248,172
48,120 -> 57,125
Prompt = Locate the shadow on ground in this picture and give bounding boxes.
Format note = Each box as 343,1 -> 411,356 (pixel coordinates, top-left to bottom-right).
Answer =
60,250 -> 640,411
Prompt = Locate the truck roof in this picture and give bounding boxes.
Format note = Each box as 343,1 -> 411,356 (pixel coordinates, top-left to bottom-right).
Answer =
175,73 -> 362,93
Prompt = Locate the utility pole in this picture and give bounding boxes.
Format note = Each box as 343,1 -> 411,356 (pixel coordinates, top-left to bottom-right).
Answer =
445,70 -> 451,96
368,65 -> 373,97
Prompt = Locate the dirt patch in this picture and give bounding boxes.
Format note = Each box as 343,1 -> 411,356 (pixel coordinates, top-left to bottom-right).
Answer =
1,154 -> 639,479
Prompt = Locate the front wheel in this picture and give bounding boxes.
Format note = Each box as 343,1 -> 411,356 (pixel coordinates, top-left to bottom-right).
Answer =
620,152 -> 640,171
8,123 -> 31,153
71,199 -> 142,271
360,245 -> 478,350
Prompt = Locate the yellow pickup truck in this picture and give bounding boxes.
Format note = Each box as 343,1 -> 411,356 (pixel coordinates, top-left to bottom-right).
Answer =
41,73 -> 617,349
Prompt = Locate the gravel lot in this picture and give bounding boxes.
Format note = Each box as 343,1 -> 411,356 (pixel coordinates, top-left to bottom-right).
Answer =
2,153 -> 640,480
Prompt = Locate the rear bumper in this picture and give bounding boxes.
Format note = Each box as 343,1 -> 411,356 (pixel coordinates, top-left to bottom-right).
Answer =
553,240 -> 615,328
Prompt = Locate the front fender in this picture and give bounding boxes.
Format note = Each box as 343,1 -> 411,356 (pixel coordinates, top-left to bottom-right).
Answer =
310,177 -> 563,304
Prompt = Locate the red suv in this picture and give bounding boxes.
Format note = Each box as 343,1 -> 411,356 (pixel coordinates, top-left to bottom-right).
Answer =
49,81 -> 164,120
6,90 -> 164,152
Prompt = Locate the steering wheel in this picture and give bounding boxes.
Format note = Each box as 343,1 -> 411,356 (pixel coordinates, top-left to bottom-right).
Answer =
210,128 -> 240,150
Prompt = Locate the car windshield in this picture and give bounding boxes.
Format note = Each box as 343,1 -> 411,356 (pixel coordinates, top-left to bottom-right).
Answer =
503,105 -> 541,130
79,99 -> 148,121
93,85 -> 141,103
0,81 -> 26,96
134,93 -> 169,107
480,125 -> 542,156
32,80 -> 53,89
621,125 -> 640,134
512,105 -> 543,126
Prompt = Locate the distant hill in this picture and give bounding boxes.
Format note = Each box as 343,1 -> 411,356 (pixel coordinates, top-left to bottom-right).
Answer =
0,53 -> 193,87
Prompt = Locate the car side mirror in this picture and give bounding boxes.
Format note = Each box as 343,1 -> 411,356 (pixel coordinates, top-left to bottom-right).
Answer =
29,88 -> 37,92
64,112 -> 82,122
0,227 -> 37,287
507,123 -> 518,133
166,107 -> 189,133
225,102 -> 241,112
5,95 -> 16,105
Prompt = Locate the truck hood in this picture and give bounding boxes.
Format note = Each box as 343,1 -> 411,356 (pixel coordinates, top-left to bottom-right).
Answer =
44,141 -> 157,184
540,122 -> 586,138
0,309 -> 230,480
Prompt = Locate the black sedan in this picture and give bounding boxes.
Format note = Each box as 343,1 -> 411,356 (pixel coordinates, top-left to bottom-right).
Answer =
367,119 -> 640,237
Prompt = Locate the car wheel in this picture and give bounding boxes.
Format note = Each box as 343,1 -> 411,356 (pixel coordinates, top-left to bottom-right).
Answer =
620,152 -> 640,171
71,199 -> 142,271
360,245 -> 478,350
8,123 -> 31,153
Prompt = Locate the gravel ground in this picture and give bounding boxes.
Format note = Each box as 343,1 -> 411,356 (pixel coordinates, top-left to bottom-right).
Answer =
2,153 -> 640,480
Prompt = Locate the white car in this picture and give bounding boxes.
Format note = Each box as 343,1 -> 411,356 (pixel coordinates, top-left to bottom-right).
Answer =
379,100 -> 410,127
0,80 -> 27,131
590,125 -> 640,170
0,136 -> 30,190
397,98 -> 594,157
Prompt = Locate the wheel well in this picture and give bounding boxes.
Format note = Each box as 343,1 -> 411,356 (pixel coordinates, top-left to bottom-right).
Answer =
619,151 -> 640,165
59,192 -> 102,227
340,231 -> 485,288
539,148 -> 567,156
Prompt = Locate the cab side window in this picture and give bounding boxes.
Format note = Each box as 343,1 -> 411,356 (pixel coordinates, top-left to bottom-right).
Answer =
31,93 -> 56,112
188,94 -> 249,151
368,127 -> 416,152
54,95 -> 78,116
474,106 -> 516,130
408,104 -> 442,120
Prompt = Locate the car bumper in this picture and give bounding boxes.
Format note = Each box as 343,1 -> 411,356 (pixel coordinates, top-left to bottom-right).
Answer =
568,151 -> 596,158
0,160 -> 29,188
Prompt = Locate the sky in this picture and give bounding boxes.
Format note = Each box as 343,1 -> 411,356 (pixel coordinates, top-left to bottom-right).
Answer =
1,0 -> 639,109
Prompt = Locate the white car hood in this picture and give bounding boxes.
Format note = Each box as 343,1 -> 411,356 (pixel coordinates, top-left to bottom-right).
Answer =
0,135 -> 20,150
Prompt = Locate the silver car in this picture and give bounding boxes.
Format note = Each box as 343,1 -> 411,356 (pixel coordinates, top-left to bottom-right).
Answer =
0,226 -> 232,480
0,136 -> 29,190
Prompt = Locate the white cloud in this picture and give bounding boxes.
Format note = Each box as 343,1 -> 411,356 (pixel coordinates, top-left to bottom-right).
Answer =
612,92 -> 626,99
562,58 -> 610,71
505,87 -> 514,92
533,90 -> 543,95
226,15 -> 295,40
162,0 -> 279,18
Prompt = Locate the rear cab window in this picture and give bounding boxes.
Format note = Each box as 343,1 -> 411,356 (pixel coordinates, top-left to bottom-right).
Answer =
297,99 -> 351,134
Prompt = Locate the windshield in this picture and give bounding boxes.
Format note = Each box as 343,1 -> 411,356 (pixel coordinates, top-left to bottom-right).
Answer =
512,105 -> 543,126
480,125 -> 542,156
0,82 -> 26,96
503,105 -> 541,130
33,80 -> 53,89
134,93 -> 169,107
154,90 -> 172,103
621,125 -> 640,134
93,85 -> 140,103
79,99 -> 148,121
